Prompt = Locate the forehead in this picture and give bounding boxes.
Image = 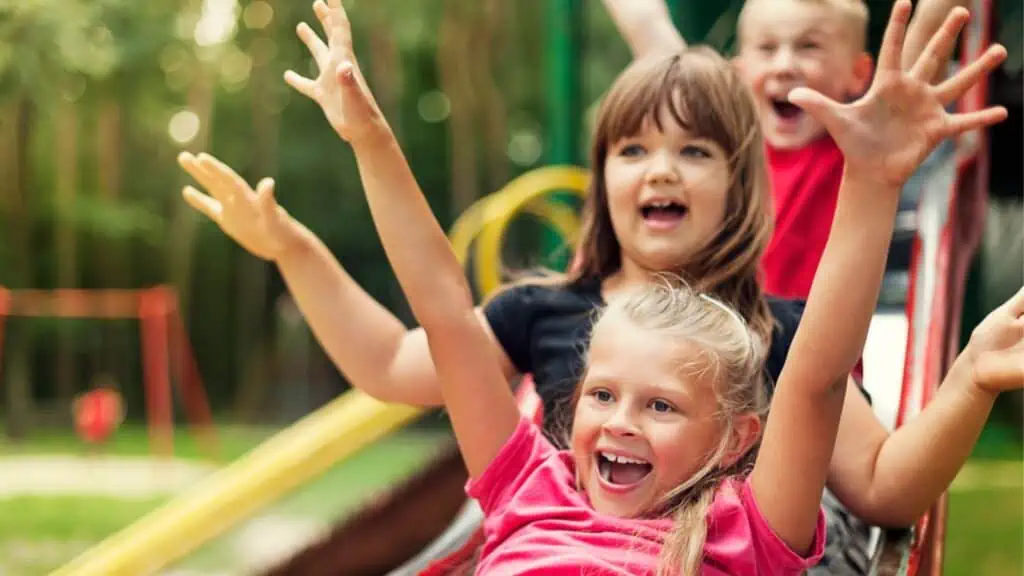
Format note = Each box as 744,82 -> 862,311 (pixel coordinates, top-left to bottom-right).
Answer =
586,312 -> 715,399
740,0 -> 849,40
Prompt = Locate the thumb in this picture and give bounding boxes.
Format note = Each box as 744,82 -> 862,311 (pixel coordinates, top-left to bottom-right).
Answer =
786,87 -> 840,127
336,60 -> 375,113
255,177 -> 277,217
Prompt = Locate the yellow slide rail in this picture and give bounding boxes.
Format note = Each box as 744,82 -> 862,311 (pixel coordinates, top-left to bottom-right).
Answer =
53,165 -> 589,575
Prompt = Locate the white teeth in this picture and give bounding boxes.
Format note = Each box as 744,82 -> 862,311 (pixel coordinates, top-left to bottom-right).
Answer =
649,200 -> 674,208
600,452 -> 648,465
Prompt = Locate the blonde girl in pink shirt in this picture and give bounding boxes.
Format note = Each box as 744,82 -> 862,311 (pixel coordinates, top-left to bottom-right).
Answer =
179,1 -> 1015,573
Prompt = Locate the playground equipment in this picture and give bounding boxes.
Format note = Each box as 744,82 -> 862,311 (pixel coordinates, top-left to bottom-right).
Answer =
0,285 -> 217,458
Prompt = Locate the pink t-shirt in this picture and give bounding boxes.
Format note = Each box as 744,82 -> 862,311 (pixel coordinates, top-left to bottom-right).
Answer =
467,417 -> 825,575
761,136 -> 845,300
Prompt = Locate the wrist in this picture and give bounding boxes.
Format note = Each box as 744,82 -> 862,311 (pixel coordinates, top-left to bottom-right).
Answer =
949,349 -> 1001,404
273,211 -> 313,264
349,122 -> 396,154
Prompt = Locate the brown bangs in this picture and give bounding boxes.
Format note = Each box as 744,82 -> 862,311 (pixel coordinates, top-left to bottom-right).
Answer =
596,47 -> 746,158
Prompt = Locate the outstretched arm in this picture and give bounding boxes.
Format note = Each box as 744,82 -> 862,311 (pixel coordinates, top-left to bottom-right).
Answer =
751,1 -> 1007,553
288,0 -> 519,479
829,287 -> 1024,527
602,0 -> 685,58
178,1 -> 519,408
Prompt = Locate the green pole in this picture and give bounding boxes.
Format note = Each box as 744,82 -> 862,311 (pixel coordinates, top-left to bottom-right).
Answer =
543,0 -> 583,269
546,0 -> 582,166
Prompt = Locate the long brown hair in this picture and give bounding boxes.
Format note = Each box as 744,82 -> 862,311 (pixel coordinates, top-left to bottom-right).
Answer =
560,47 -> 775,343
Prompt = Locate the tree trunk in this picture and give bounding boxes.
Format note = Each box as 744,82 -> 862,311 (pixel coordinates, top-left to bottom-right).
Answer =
1,98 -> 36,438
471,0 -> 509,194
54,92 -> 80,409
96,96 -> 129,390
437,0 -> 479,214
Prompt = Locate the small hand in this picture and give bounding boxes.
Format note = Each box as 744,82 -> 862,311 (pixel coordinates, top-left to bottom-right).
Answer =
966,286 -> 1024,395
284,0 -> 387,145
788,0 -> 1008,188
178,152 -> 295,262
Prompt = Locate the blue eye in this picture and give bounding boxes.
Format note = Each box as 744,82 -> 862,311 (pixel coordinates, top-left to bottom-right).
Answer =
619,144 -> 646,157
680,145 -> 711,159
651,399 -> 675,413
592,389 -> 614,403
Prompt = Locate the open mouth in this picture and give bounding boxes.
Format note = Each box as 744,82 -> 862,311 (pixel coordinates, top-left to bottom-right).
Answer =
596,452 -> 653,486
640,200 -> 688,225
771,98 -> 804,121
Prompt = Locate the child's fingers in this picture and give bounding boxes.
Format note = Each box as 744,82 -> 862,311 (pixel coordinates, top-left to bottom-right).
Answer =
325,0 -> 353,55
1005,285 -> 1024,317
313,1 -> 331,39
909,7 -> 969,82
877,0 -> 914,73
283,70 -> 318,101
786,87 -> 841,128
296,22 -> 328,67
182,186 -> 223,221
933,44 -> 1007,104
942,106 -> 1008,138
178,152 -> 228,203
196,153 -> 251,205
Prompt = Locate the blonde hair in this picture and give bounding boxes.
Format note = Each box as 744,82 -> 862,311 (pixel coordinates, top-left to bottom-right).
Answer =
738,0 -> 870,51
539,47 -> 775,346
583,278 -> 768,575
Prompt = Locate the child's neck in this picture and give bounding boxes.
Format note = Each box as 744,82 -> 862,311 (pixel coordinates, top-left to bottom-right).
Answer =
602,262 -> 661,298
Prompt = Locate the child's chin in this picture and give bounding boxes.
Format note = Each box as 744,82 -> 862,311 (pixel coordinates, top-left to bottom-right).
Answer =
764,125 -> 826,150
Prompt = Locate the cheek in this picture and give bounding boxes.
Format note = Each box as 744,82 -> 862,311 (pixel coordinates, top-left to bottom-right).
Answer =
690,171 -> 730,229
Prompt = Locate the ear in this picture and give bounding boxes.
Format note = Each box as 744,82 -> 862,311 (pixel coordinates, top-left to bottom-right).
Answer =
721,412 -> 762,468
849,51 -> 874,97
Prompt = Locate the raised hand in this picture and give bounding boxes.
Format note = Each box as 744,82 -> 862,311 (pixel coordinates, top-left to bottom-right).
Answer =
178,152 -> 297,262
966,286 -> 1024,395
788,0 -> 1007,188
284,0 -> 387,144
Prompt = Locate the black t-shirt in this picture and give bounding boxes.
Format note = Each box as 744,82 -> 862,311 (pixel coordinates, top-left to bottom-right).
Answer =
483,277 -> 806,435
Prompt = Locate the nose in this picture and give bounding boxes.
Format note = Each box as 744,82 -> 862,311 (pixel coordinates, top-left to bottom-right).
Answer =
770,46 -> 797,77
602,404 -> 640,437
645,149 -> 679,185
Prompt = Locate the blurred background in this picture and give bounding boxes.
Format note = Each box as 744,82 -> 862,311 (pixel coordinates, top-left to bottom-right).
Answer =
0,0 -> 1020,574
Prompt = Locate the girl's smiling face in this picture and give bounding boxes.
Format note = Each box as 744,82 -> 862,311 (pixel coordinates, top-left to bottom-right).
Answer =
571,310 -> 726,517
602,106 -> 731,278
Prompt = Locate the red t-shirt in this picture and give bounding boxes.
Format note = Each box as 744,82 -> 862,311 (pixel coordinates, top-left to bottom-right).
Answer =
761,136 -> 844,300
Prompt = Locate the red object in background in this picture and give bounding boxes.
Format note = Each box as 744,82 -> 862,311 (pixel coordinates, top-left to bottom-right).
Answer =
73,388 -> 125,444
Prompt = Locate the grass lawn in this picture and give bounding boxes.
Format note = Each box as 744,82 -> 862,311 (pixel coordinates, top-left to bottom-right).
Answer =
1,421 -> 1020,575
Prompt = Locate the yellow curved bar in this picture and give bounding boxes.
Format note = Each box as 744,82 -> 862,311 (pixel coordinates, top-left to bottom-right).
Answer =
53,166 -> 588,576
473,165 -> 589,295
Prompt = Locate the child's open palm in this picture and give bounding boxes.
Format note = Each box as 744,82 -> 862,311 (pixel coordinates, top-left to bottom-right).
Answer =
284,0 -> 385,144
178,152 -> 293,262
966,286 -> 1024,395
789,1 -> 1007,188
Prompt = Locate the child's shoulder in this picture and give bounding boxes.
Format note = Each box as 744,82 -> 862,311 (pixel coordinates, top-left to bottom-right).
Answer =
704,477 -> 826,572
487,275 -> 602,313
